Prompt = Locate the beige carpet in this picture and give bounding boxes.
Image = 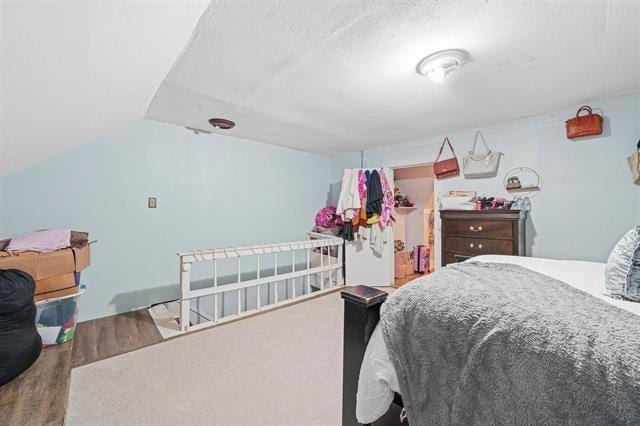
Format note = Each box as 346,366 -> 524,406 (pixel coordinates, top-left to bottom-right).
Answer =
67,291 -> 344,425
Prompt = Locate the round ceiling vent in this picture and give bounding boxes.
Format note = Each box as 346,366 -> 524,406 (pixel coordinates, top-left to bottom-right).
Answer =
208,118 -> 235,130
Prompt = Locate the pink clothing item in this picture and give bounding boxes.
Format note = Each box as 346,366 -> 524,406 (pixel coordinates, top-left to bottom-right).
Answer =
379,169 -> 396,229
315,206 -> 343,227
6,229 -> 71,253
352,169 -> 368,222
358,170 -> 367,199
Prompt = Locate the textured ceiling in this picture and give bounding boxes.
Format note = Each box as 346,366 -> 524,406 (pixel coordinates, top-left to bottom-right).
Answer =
0,0 -> 209,176
147,0 -> 640,156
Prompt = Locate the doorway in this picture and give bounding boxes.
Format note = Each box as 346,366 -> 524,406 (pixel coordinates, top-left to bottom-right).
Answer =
391,164 -> 435,288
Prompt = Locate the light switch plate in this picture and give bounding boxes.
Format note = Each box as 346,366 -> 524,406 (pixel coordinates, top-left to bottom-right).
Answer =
148,197 -> 157,208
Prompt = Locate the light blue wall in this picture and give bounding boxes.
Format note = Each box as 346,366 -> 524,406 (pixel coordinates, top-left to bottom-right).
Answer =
328,151 -> 362,206
333,92 -> 640,263
0,120 -> 332,320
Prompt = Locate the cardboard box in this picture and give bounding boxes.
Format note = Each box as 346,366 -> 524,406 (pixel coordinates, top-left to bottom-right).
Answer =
0,245 -> 90,281
73,245 -> 90,272
35,272 -> 76,295
34,285 -> 79,302
405,262 -> 414,275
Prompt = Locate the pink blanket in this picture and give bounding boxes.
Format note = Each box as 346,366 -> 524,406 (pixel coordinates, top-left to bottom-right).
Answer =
6,229 -> 71,253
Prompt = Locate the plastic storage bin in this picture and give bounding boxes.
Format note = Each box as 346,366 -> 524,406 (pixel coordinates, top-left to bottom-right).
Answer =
35,285 -> 85,347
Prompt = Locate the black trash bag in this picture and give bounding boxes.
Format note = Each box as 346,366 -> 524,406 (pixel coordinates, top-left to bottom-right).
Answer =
0,269 -> 42,386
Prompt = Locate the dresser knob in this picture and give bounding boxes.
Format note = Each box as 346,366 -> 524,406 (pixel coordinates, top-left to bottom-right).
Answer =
478,244 -> 483,249
469,226 -> 483,232
469,243 -> 474,248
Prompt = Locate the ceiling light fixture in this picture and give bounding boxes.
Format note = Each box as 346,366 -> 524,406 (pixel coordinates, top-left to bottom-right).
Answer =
208,118 -> 235,130
416,49 -> 469,84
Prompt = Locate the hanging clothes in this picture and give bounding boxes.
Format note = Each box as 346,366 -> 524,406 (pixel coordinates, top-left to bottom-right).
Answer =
358,169 -> 367,200
336,169 -> 359,242
369,169 -> 390,255
358,170 -> 369,234
369,224 -> 386,255
336,169 -> 361,222
366,213 -> 380,225
340,220 -> 354,241
351,170 -> 365,233
364,169 -> 372,211
338,167 -> 391,255
366,170 -> 383,217
379,169 -> 396,229
353,170 -> 365,232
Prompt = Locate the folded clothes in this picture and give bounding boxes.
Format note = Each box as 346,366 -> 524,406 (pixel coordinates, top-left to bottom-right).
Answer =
69,231 -> 89,248
6,229 -> 71,253
38,297 -> 77,327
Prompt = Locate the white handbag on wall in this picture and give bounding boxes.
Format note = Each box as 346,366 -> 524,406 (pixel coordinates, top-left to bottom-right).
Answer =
463,131 -> 503,178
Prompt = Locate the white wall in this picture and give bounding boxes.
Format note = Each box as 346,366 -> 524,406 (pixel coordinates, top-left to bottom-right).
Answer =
337,92 -> 640,263
0,119 -> 332,320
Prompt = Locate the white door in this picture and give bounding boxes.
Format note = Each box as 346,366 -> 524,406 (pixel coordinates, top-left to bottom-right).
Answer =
344,168 -> 394,287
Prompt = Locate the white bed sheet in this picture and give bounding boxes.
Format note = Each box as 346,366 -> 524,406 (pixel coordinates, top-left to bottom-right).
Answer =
356,255 -> 640,424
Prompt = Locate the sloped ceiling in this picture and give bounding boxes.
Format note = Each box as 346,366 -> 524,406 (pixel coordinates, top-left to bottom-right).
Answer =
0,0 -> 209,176
146,0 -> 640,156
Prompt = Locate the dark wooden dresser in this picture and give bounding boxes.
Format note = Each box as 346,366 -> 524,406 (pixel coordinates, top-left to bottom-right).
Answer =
440,209 -> 527,266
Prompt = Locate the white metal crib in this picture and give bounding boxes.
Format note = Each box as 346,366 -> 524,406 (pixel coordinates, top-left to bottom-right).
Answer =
177,232 -> 344,333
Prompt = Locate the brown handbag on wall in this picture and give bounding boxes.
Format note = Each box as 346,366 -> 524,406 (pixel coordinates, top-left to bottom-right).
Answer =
433,137 -> 460,179
565,105 -> 603,139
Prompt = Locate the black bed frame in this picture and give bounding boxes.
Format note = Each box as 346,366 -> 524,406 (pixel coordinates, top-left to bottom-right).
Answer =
341,285 -> 404,426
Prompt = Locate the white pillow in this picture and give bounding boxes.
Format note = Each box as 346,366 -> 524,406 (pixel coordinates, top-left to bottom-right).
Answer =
605,227 -> 640,302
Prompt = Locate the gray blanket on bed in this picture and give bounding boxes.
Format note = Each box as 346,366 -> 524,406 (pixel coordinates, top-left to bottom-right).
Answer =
380,262 -> 640,425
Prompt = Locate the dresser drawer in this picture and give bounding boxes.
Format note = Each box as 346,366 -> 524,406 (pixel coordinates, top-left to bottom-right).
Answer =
445,237 -> 514,256
445,219 -> 513,239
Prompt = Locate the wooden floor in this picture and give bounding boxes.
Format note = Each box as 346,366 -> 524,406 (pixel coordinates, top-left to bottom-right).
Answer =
393,272 -> 423,288
72,309 -> 163,368
0,309 -> 163,425
0,342 -> 73,425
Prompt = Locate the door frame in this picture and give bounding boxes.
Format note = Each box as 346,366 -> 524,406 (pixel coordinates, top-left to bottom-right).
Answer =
386,160 -> 442,272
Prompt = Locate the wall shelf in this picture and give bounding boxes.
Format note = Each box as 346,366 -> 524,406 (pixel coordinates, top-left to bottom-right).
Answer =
506,186 -> 540,194
503,167 -> 542,197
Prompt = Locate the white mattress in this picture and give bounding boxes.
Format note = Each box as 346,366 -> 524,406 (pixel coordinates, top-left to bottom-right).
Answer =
356,255 -> 640,424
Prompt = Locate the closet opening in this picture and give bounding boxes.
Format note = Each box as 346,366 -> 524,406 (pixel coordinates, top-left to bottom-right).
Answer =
392,164 -> 435,288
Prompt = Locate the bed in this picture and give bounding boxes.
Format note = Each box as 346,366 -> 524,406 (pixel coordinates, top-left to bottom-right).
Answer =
341,255 -> 640,425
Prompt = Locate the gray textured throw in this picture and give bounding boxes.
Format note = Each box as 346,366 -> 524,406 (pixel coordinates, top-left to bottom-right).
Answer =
380,262 -> 640,425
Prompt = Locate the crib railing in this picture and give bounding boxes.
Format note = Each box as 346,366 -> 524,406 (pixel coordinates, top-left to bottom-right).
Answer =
177,232 -> 344,332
